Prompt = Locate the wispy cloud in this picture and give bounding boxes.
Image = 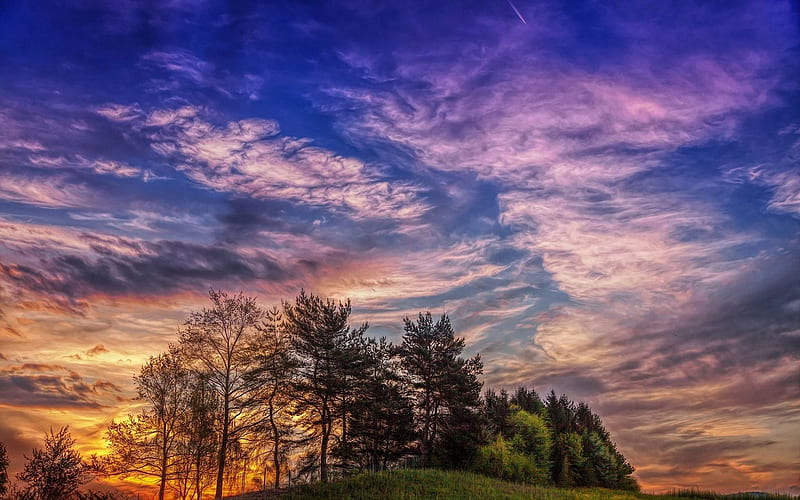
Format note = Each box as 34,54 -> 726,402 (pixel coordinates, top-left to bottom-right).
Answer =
0,0 -> 797,493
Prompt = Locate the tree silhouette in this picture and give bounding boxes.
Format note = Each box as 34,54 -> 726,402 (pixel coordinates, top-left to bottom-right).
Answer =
250,306 -> 298,489
179,289 -> 263,499
335,337 -> 415,472
17,427 -> 90,500
398,312 -> 483,467
105,347 -> 192,500
182,373 -> 220,500
0,441 -> 8,497
88,290 -> 639,494
283,290 -> 367,482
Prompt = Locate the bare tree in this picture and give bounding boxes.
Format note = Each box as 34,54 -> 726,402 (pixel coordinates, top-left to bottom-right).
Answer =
105,347 -> 191,500
182,374 -> 220,500
178,290 -> 263,499
17,427 -> 90,500
250,306 -> 298,489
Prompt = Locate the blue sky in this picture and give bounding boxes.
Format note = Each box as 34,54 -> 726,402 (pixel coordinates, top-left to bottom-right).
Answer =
0,0 -> 798,494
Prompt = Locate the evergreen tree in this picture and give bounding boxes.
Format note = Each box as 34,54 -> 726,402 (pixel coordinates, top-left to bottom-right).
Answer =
398,312 -> 483,467
511,387 -> 546,416
509,409 -> 551,483
336,337 -> 415,472
18,427 -> 90,500
484,389 -> 514,439
544,391 -> 637,490
283,290 -> 367,482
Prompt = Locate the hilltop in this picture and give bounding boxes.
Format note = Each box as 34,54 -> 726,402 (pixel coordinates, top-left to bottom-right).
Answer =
225,469 -> 798,500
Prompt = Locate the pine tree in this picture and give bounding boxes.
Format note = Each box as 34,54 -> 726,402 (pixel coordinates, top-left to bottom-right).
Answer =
18,427 -> 90,500
337,337 -> 415,472
283,290 -> 367,482
398,312 -> 483,467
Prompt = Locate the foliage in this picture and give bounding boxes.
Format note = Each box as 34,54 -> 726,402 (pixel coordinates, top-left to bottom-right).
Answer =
398,312 -> 484,468
178,289 -> 263,499
474,388 -> 637,491
472,436 -> 545,484
105,347 -> 192,500
17,427 -> 90,500
0,441 -> 8,497
97,290 -> 641,497
249,305 -> 299,489
509,409 -> 552,483
283,290 -> 368,482
472,408 -> 551,485
544,391 -> 637,490
334,337 -> 415,473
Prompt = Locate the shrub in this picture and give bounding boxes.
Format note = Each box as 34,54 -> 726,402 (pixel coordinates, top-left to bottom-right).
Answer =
472,436 -> 545,484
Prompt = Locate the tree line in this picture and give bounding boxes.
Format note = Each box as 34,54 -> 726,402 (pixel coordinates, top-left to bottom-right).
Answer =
0,289 -> 637,499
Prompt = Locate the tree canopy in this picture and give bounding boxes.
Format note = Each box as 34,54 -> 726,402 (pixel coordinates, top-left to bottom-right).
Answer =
87,290 -> 637,497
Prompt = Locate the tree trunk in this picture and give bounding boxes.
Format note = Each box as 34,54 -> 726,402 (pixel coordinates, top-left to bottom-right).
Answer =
158,471 -> 167,500
422,387 -> 431,466
159,422 -> 168,500
320,400 -> 329,482
215,403 -> 230,499
194,449 -> 202,500
269,397 -> 280,489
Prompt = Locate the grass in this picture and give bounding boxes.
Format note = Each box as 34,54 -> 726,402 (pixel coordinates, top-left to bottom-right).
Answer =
229,469 -> 797,500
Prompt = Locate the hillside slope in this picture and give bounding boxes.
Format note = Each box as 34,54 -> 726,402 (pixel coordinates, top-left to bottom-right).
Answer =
233,469 -> 665,500
229,469 -> 798,500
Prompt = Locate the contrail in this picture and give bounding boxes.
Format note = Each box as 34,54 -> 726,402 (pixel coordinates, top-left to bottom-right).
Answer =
506,0 -> 527,25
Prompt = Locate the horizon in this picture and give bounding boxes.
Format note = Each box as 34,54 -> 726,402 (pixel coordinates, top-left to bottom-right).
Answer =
0,0 -> 798,496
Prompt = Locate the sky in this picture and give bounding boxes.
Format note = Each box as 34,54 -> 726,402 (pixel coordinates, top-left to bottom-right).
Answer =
0,0 -> 798,495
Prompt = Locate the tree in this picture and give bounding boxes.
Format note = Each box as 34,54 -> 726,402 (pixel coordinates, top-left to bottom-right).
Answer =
250,306 -> 298,489
484,389 -> 513,439
509,409 -> 551,483
283,290 -> 367,482
179,290 -> 263,499
398,312 -> 483,467
544,391 -> 638,490
511,387 -> 546,416
181,373 -> 220,500
105,347 -> 192,500
335,337 -> 415,472
17,427 -> 90,499
0,441 -> 8,497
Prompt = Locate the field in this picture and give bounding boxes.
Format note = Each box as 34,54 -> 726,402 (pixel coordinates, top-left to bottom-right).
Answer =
228,469 -> 797,500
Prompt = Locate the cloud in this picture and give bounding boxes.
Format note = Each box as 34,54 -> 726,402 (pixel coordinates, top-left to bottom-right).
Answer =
86,344 -> 109,356
94,103 -> 432,221
140,49 -> 264,99
723,124 -> 800,218
0,363 -> 120,409
0,238 -> 288,309
0,0 -> 796,494
0,171 -> 98,209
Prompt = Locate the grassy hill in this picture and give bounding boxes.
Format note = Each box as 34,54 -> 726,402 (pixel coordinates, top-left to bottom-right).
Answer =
228,469 -> 797,500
